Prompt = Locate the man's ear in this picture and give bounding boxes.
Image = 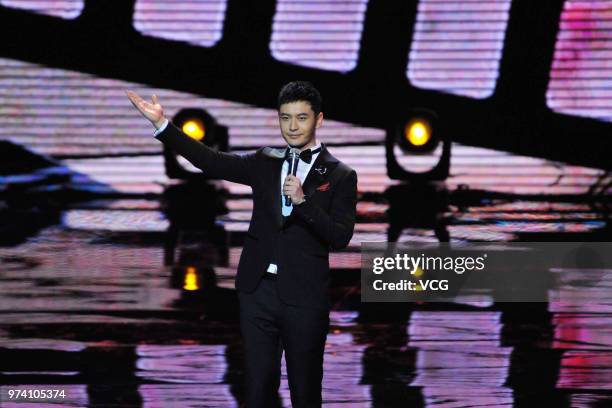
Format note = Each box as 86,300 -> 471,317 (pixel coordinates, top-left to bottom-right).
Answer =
315,112 -> 324,129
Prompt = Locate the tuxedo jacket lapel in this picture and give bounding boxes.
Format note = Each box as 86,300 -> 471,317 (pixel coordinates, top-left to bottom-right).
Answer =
301,144 -> 339,199
261,146 -> 288,229
272,154 -> 285,229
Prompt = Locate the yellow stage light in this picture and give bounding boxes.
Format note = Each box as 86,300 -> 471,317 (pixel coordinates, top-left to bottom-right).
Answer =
165,107 -> 229,179
405,119 -> 431,147
386,108 -> 449,181
182,119 -> 205,141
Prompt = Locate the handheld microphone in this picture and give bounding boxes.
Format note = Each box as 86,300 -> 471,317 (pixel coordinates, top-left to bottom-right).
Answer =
285,148 -> 300,206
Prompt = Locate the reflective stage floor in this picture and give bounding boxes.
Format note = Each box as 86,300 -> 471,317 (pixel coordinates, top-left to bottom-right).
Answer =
0,184 -> 611,407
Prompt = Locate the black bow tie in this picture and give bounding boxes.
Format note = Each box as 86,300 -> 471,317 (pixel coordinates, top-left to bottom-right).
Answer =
285,146 -> 322,164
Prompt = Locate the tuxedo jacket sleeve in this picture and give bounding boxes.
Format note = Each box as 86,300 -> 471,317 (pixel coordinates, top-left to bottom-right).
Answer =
292,168 -> 357,250
155,121 -> 259,186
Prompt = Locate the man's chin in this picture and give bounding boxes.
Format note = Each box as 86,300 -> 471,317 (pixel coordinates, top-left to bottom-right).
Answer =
286,139 -> 308,149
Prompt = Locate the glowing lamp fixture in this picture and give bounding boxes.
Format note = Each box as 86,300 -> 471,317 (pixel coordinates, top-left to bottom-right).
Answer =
182,119 -> 206,141
164,108 -> 229,179
405,119 -> 431,147
386,108 -> 451,181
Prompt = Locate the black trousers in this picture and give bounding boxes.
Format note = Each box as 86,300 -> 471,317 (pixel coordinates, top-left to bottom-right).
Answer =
238,274 -> 329,408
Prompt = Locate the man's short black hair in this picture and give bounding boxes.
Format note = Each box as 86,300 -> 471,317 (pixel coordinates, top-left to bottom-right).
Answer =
278,81 -> 322,115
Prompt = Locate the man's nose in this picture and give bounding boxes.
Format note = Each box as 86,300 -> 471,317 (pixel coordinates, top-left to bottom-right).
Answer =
290,119 -> 299,131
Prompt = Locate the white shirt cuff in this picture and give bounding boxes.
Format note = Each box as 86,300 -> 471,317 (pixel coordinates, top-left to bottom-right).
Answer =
153,118 -> 169,136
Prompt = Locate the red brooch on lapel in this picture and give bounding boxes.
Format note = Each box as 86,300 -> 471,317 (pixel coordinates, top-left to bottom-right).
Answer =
316,181 -> 331,192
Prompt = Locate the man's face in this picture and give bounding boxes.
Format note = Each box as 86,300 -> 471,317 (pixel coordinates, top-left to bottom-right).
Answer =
278,101 -> 323,151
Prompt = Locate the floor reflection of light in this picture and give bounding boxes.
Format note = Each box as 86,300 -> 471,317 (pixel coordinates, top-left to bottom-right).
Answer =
473,202 -> 595,212
183,267 -> 199,291
220,221 -> 250,232
549,267 -> 612,314
451,295 -> 495,308
330,253 -> 361,269
64,210 -> 169,231
136,344 -> 228,384
408,311 -> 513,407
276,319 -> 371,407
0,338 -> 86,352
330,310 -> 359,327
0,228 -> 177,312
77,199 -> 162,210
224,199 -> 254,211
408,311 -> 503,347
456,212 -> 602,221
139,384 -> 237,408
553,314 -> 612,351
0,0 -> 84,19
421,387 -> 514,408
0,170 -> 609,407
321,332 -> 371,406
228,247 -> 243,268
570,394 -> 612,408
352,230 -> 442,244
557,350 -> 612,391
217,212 -> 253,222
2,371 -> 79,375
494,221 -> 605,233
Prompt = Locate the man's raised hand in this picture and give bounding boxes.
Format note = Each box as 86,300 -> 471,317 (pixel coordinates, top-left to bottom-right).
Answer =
126,90 -> 166,129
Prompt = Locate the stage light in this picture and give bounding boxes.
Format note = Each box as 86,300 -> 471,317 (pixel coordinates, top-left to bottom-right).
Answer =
182,119 -> 205,141
164,108 -> 229,179
405,119 -> 431,147
386,108 -> 451,181
398,114 -> 439,154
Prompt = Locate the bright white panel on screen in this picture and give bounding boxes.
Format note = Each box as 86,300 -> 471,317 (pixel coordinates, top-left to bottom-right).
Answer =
270,0 -> 369,72
407,0 -> 512,99
547,0 -> 612,122
133,0 -> 227,47
0,0 -> 83,19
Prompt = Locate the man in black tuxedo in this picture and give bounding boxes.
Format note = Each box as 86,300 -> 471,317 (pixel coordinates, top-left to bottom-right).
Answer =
127,81 -> 357,407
